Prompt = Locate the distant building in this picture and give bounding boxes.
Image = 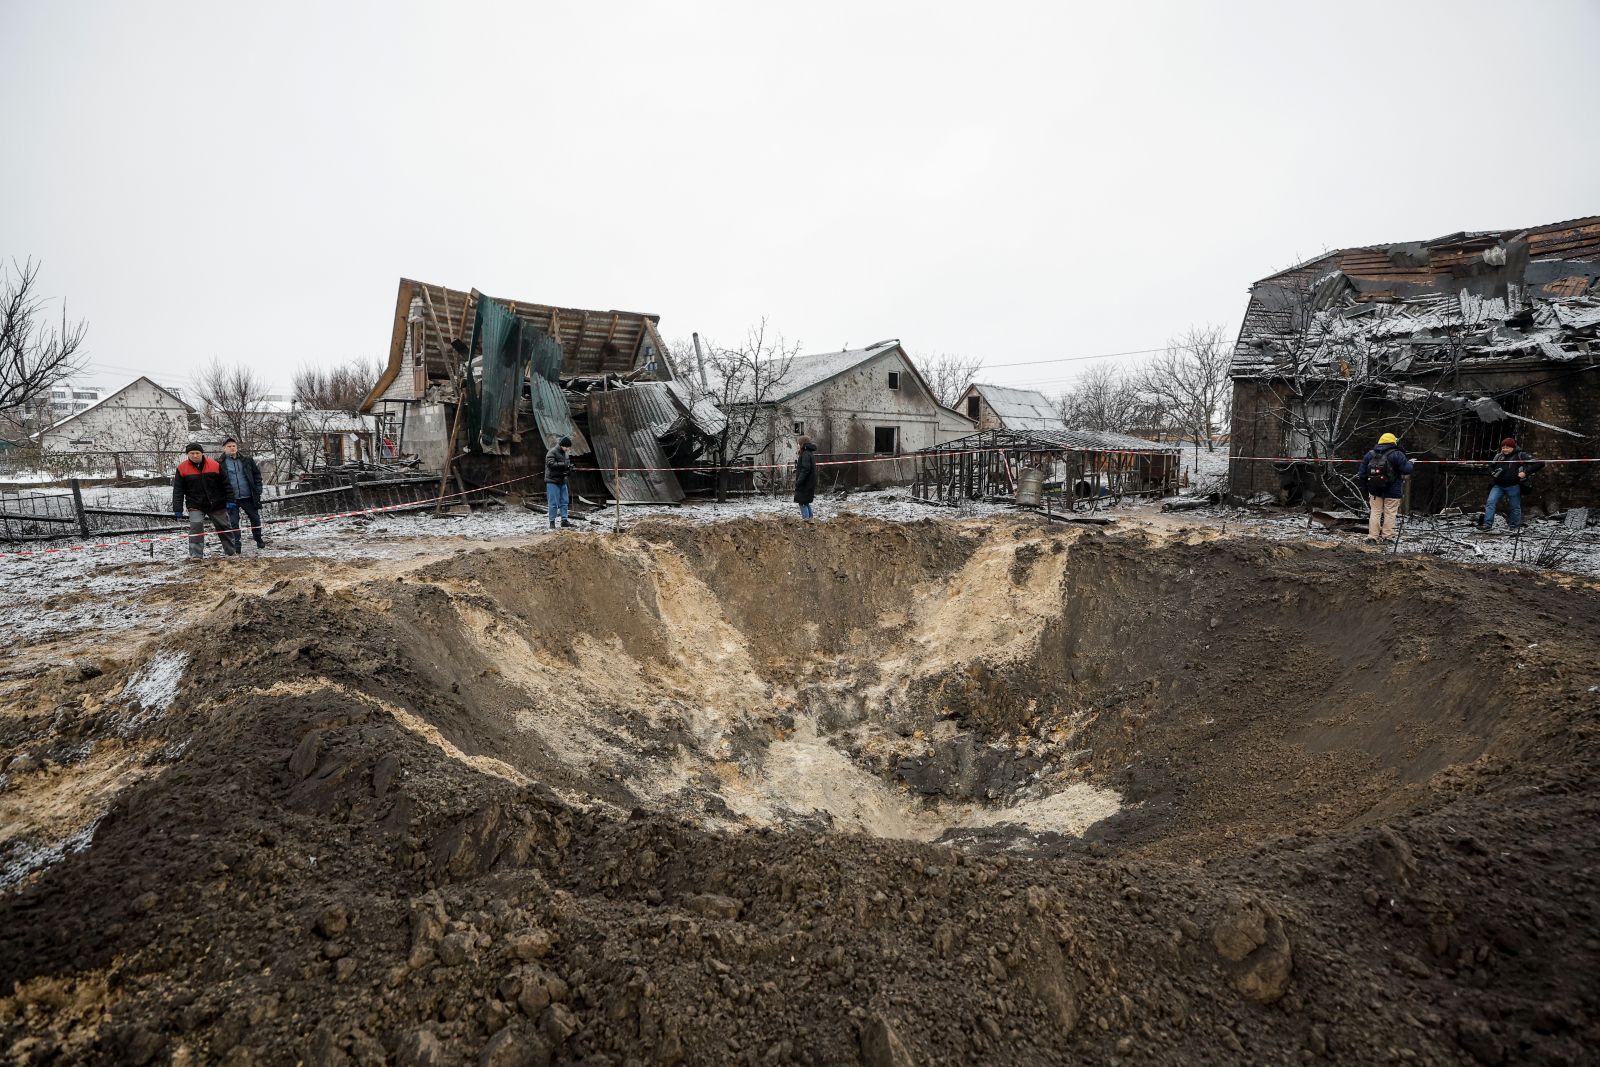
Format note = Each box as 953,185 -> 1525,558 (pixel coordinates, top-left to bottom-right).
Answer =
956,383 -> 1067,433
746,340 -> 976,487
44,381 -> 105,422
35,377 -> 201,472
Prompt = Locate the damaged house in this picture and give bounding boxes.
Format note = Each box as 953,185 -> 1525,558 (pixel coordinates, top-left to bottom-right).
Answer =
744,340 -> 976,489
1229,216 -> 1600,513
360,279 -> 722,503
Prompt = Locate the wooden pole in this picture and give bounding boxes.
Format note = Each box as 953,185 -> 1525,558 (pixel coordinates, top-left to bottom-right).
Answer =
613,455 -> 621,533
70,478 -> 90,537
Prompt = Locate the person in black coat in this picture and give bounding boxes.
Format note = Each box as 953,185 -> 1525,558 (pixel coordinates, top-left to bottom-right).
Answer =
171,442 -> 238,559
1480,436 -> 1544,532
793,436 -> 817,520
545,436 -> 574,529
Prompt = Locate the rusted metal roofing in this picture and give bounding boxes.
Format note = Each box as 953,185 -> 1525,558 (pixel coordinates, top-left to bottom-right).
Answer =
586,389 -> 686,504
363,278 -> 672,410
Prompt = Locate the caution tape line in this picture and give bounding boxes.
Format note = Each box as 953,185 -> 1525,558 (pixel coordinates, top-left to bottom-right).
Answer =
0,446 -> 1179,561
1225,455 -> 1600,465
1,475 -> 540,559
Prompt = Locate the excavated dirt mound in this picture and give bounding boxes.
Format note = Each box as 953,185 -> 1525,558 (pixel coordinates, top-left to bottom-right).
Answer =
2,515 -> 1599,1065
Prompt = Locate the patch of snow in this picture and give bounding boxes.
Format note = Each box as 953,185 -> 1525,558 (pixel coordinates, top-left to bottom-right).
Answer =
122,650 -> 190,727
0,815 -> 102,890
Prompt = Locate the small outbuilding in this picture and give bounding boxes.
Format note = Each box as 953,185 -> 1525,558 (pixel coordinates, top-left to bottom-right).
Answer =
956,383 -> 1068,433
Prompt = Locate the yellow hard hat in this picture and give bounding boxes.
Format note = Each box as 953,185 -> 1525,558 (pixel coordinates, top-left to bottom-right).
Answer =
1378,433 -> 1398,445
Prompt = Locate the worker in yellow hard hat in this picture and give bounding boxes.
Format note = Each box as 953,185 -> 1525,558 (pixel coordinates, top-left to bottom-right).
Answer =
1356,433 -> 1413,543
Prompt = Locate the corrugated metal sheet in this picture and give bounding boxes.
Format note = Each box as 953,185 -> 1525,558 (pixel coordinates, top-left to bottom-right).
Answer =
971,385 -> 1068,432
530,376 -> 588,454
587,389 -> 685,504
664,380 -> 728,436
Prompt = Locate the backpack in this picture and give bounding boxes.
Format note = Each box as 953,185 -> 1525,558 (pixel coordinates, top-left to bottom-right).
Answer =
1363,451 -> 1396,495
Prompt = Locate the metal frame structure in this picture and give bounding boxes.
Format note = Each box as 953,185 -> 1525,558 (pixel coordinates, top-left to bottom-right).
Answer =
911,428 -> 1179,506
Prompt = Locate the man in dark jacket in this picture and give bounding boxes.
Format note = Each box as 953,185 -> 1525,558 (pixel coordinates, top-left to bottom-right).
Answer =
1355,432 -> 1414,543
793,436 -> 818,519
220,437 -> 266,551
545,436 -> 574,529
172,442 -> 238,559
1481,437 -> 1543,532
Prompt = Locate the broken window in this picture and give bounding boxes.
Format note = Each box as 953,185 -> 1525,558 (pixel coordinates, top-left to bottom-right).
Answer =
967,395 -> 980,419
887,372 -> 900,390
792,421 -> 805,435
874,426 -> 899,454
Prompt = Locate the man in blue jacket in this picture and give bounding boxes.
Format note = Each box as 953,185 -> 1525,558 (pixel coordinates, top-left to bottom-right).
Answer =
1355,432 -> 1414,544
220,437 -> 266,551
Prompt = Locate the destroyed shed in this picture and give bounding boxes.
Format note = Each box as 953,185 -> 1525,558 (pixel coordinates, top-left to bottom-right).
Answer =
912,427 -> 1178,506
360,279 -> 722,503
743,340 -> 976,490
1229,216 -> 1600,513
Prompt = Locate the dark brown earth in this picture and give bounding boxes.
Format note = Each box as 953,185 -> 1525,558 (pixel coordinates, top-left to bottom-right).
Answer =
2,515 -> 1598,1066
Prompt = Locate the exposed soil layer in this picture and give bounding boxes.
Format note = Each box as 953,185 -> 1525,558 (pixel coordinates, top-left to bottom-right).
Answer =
2,515 -> 1598,1066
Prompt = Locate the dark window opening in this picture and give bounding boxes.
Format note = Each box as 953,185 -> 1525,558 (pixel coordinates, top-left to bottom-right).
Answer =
873,426 -> 899,454
792,421 -> 805,435
1460,393 -> 1521,458
887,372 -> 900,390
966,395 -> 980,419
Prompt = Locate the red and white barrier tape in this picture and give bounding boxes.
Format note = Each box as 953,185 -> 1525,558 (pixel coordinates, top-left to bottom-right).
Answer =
1,474 -> 540,559
1224,455 -> 1600,465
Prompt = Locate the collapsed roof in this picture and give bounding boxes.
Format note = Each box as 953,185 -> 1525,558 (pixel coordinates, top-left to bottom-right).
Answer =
1232,216 -> 1600,379
362,278 -> 674,411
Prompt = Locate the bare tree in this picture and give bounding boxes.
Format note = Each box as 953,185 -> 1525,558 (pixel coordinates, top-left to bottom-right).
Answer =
1054,363 -> 1150,434
192,357 -> 281,451
691,319 -> 800,502
0,259 -> 88,418
922,352 -> 984,409
127,405 -> 189,474
293,357 -> 382,413
1136,325 -> 1233,464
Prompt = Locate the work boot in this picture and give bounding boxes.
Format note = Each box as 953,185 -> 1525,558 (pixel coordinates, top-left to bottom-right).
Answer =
561,519 -> 572,528
549,519 -> 556,529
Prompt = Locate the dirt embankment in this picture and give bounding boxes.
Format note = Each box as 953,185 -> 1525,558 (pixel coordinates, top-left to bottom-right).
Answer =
2,515 -> 1598,1066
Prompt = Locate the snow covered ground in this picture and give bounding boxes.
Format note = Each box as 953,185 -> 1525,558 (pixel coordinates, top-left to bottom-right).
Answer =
5,488 -> 1596,680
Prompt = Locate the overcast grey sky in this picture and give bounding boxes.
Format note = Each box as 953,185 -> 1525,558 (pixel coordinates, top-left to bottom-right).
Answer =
5,0 -> 1597,396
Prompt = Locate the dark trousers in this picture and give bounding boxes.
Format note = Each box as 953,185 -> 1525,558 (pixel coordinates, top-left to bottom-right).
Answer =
229,497 -> 264,550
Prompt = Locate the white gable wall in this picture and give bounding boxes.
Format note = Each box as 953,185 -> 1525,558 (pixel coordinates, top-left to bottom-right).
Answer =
39,378 -> 196,467
760,348 -> 964,486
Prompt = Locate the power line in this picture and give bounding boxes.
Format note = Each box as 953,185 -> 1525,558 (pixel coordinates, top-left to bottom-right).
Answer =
979,336 -> 1231,370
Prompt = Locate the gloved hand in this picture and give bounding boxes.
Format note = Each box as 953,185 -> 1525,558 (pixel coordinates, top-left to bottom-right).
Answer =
174,511 -> 186,520
226,501 -> 239,512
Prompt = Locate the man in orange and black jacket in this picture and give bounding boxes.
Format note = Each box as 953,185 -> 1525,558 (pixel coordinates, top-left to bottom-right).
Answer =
172,443 -> 239,559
